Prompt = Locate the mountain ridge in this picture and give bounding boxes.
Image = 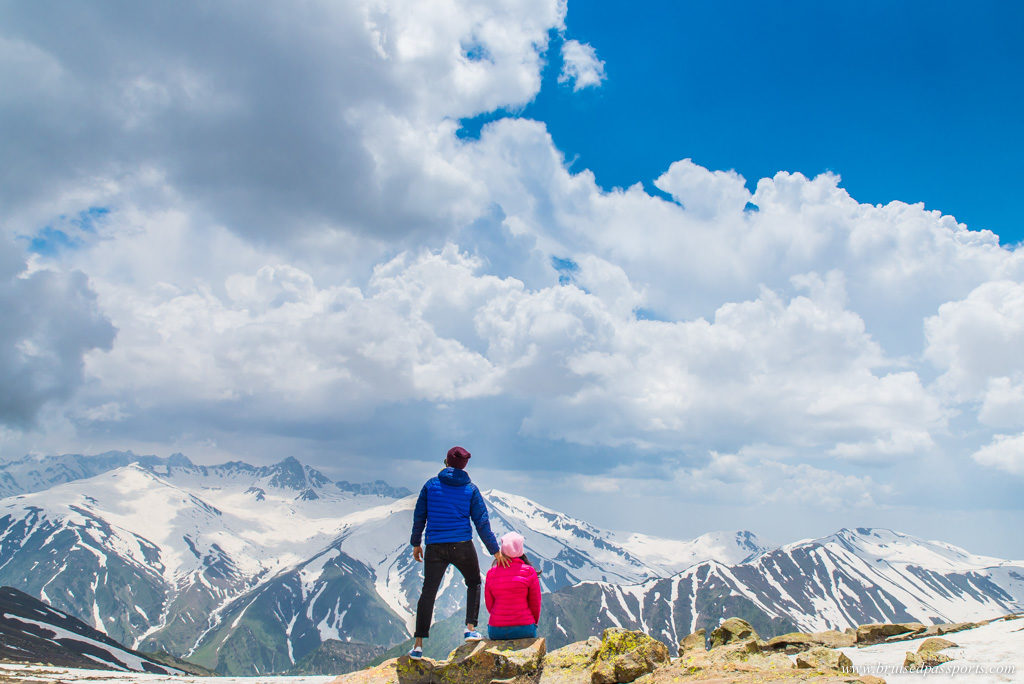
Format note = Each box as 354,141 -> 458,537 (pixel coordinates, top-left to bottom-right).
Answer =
1,452 -> 1022,676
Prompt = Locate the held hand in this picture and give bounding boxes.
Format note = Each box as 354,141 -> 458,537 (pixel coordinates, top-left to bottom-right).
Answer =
494,551 -> 510,567
413,545 -> 423,562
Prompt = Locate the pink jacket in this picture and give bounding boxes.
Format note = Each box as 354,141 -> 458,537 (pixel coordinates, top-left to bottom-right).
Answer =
485,558 -> 542,627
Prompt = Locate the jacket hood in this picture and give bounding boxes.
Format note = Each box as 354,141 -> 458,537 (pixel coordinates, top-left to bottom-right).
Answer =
438,466 -> 471,486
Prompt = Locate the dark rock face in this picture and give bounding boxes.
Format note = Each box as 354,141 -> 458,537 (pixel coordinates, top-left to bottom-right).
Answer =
0,586 -> 181,674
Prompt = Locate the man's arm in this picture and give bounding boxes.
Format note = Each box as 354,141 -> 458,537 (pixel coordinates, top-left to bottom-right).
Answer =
410,483 -> 428,550
469,486 -> 501,555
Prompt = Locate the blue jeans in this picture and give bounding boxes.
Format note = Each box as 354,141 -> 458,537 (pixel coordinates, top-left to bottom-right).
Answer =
488,624 -> 537,640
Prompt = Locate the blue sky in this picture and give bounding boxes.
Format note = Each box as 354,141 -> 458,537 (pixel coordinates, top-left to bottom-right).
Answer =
524,0 -> 1023,244
2,1 -> 1023,557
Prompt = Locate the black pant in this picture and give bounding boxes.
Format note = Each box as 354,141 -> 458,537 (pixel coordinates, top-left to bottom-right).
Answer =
414,541 -> 481,638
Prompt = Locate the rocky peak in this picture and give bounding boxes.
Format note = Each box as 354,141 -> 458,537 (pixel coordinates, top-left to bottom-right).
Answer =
264,456 -> 308,489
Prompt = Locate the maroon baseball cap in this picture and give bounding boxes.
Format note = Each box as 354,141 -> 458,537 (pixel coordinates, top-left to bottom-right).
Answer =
446,446 -> 471,469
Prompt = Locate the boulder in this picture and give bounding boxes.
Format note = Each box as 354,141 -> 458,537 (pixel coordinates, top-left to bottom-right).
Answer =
395,655 -> 440,683
590,628 -> 670,684
765,628 -> 856,654
904,650 -> 953,670
765,632 -> 816,654
676,629 -> 706,656
855,622 -> 925,645
918,621 -> 975,638
708,618 -> 758,648
330,657 -> 402,684
811,629 -> 856,648
331,640 -> 546,684
918,637 -> 957,654
794,646 -> 855,673
903,636 -> 957,671
540,638 -> 601,684
438,638 -> 546,684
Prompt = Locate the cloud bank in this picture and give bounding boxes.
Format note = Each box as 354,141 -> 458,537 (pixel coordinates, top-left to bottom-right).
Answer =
1,0 -> 1021,551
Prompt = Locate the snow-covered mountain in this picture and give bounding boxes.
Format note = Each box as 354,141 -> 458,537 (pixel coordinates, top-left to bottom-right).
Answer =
2,453 -> 1022,676
0,457 -> 416,663
0,455 -> 761,675
0,586 -> 183,674
539,527 -> 1024,649
174,486 -> 761,674
0,451 -> 193,498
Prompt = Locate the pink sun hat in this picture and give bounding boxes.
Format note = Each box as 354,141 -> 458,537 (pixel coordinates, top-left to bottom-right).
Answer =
500,532 -> 525,558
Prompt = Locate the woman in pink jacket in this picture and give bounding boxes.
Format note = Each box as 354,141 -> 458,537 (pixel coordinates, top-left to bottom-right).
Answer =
485,532 -> 541,639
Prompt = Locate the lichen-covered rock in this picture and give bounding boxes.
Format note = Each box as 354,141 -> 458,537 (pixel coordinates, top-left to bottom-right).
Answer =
811,629 -> 856,649
540,638 -> 601,684
437,638 -> 545,684
765,631 -> 817,654
330,640 -> 545,684
856,622 -> 925,644
794,646 -> 855,673
590,628 -> 669,684
709,617 -> 758,648
918,636 -> 957,653
904,650 -> 953,670
676,629 -> 706,656
901,636 -> 958,671
765,629 -> 856,653
917,621 -> 975,638
329,657 -> 402,684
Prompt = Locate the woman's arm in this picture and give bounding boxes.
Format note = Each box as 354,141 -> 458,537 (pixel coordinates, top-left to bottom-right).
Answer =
485,569 -> 495,614
527,570 -> 541,623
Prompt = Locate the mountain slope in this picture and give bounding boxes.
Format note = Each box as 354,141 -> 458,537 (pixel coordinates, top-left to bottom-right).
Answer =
0,586 -> 183,674
539,527 -> 1024,649
0,451 -> 192,498
186,545 -> 408,676
0,457 -> 415,659
4,454 -> 1022,677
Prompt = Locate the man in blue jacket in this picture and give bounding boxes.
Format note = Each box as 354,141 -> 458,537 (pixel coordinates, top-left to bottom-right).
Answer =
408,446 -> 508,659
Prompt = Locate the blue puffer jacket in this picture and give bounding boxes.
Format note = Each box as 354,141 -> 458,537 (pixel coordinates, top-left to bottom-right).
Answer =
410,468 -> 500,554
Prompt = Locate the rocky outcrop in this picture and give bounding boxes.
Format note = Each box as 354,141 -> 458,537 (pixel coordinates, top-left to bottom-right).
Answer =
332,638 -> 546,684
590,628 -> 670,684
676,629 -> 705,656
708,617 -> 757,647
795,646 -> 854,672
855,622 -> 925,645
541,637 -> 601,683
334,617 -> 896,684
765,629 -> 855,653
903,636 -> 957,671
663,619 -> 876,683
331,630 -> 670,684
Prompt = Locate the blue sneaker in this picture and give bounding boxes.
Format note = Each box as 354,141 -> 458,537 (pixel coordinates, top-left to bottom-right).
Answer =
408,646 -> 423,660
464,629 -> 483,642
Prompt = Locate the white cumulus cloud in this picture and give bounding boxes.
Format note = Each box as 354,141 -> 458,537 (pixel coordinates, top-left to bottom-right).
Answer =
558,39 -> 606,91
971,433 -> 1024,475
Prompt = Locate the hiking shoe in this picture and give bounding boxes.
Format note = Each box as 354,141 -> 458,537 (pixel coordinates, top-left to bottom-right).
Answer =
464,629 -> 483,641
408,646 -> 423,660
